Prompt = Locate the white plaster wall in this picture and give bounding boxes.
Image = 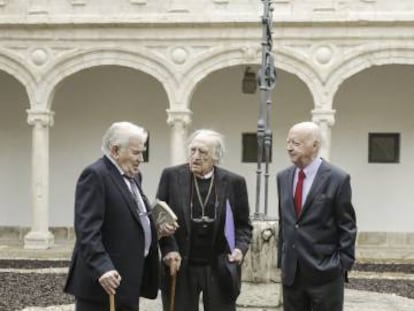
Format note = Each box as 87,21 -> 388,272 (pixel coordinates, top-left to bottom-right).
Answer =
50,66 -> 170,226
332,65 -> 414,232
0,72 -> 31,226
191,65 -> 313,219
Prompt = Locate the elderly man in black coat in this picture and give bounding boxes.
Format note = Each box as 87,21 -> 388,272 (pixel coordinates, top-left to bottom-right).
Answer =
156,129 -> 253,311
64,121 -> 175,311
277,121 -> 357,311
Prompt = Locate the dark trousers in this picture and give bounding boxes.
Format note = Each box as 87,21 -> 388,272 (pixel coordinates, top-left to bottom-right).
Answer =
161,264 -> 236,311
76,297 -> 138,311
282,269 -> 344,311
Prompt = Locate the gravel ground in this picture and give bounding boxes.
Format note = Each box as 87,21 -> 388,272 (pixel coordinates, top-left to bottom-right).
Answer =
1,260 -> 413,311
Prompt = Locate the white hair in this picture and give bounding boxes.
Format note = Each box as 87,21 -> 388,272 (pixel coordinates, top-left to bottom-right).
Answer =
290,121 -> 322,153
101,121 -> 147,155
187,129 -> 225,164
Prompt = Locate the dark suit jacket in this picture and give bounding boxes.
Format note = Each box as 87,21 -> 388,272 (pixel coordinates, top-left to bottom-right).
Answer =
64,156 -> 159,306
156,164 -> 252,287
277,159 -> 356,286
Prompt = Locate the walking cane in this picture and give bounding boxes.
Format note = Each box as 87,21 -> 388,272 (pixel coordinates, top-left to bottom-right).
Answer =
169,261 -> 178,311
109,293 -> 115,311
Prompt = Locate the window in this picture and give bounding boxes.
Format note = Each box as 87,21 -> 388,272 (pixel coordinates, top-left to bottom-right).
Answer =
368,133 -> 400,163
242,132 -> 272,163
143,134 -> 150,162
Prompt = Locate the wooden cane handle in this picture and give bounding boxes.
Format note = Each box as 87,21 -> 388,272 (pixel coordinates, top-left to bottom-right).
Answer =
170,272 -> 176,311
109,294 -> 115,311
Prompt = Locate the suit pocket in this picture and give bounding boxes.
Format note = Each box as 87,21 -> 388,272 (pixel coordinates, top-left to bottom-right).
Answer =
314,244 -> 336,256
314,245 -> 342,272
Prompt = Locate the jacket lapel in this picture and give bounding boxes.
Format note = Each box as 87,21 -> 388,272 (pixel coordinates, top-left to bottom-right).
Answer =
103,157 -> 143,226
286,167 -> 297,217
213,167 -> 228,243
300,160 -> 330,217
177,165 -> 192,235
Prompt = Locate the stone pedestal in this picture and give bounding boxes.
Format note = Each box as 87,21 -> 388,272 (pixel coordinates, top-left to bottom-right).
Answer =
242,220 -> 280,283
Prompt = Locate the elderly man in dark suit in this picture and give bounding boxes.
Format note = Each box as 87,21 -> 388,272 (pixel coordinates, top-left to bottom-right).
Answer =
277,121 -> 357,311
156,129 -> 253,311
64,121 -> 175,311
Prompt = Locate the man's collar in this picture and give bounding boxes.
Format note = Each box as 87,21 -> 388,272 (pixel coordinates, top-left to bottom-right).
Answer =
298,157 -> 322,176
194,168 -> 214,179
105,154 -> 125,176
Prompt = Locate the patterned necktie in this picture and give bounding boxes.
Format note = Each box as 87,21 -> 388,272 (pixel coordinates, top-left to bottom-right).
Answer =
124,175 -> 152,256
294,170 -> 306,217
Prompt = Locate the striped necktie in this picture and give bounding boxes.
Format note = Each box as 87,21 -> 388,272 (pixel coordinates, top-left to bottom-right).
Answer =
124,175 -> 152,256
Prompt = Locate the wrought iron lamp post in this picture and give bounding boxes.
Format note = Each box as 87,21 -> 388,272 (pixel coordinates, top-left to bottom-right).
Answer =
254,0 -> 277,220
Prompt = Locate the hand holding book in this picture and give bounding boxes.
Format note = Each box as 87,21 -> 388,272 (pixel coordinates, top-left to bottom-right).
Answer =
152,199 -> 179,238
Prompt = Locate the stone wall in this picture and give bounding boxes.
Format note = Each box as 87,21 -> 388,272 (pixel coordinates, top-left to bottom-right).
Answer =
1,223 -> 414,264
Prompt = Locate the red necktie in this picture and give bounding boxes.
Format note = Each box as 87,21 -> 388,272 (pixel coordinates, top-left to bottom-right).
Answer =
294,170 -> 306,217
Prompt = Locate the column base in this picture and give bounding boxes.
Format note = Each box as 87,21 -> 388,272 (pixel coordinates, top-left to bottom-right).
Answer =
24,230 -> 55,249
242,220 -> 280,283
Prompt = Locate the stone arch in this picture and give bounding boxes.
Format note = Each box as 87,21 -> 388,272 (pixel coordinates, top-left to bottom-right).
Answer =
327,45 -> 414,108
178,45 -> 323,110
40,48 -> 178,110
0,49 -> 37,106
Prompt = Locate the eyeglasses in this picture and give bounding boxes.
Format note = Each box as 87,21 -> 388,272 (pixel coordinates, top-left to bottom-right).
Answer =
190,199 -> 218,224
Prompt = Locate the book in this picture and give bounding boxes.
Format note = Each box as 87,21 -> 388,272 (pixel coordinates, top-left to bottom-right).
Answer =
152,199 -> 178,228
224,199 -> 235,252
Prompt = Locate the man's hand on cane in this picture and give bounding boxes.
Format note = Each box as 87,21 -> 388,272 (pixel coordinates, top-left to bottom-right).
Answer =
98,270 -> 122,296
163,251 -> 182,271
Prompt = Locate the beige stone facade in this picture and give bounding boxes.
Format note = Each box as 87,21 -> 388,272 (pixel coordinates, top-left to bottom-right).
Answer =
0,0 -> 413,251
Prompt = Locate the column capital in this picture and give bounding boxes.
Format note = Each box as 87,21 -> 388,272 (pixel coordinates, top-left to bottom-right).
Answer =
311,109 -> 336,127
166,108 -> 192,127
26,109 -> 55,127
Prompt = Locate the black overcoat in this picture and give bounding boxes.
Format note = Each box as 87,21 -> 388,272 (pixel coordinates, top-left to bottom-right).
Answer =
64,156 -> 159,306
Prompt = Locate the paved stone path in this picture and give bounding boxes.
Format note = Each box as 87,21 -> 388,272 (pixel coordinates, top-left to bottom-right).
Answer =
2,241 -> 414,311
18,287 -> 414,311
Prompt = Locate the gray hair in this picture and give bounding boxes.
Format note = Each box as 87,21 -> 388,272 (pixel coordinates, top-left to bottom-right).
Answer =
101,121 -> 147,155
187,129 -> 225,164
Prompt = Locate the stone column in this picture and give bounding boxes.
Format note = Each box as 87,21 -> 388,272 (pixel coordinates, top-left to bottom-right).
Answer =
24,109 -> 55,249
166,108 -> 192,165
311,109 -> 336,161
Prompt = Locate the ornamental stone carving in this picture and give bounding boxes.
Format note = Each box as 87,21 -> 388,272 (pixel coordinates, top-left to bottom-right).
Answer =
242,47 -> 259,62
28,0 -> 49,14
130,0 -> 146,5
171,47 -> 189,65
27,110 -> 55,127
314,45 -> 334,65
31,48 -> 49,66
167,109 -> 192,127
312,109 -> 336,127
168,0 -> 189,13
69,0 -> 87,6
213,0 -> 229,4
